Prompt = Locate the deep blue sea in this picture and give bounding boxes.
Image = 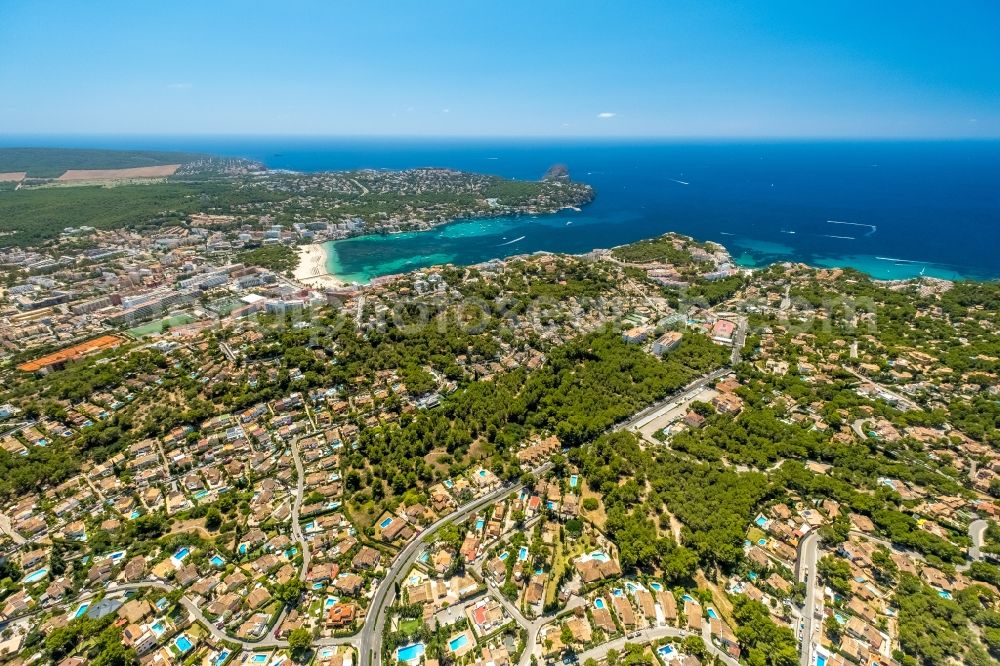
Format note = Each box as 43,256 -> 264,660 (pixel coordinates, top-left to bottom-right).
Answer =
8,137 -> 1000,281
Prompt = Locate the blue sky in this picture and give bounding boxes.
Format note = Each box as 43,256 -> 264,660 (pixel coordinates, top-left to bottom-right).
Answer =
1,1 -> 997,137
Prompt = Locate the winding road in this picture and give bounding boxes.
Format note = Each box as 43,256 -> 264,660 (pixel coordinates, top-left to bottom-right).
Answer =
968,519 -> 989,564
359,462 -> 552,666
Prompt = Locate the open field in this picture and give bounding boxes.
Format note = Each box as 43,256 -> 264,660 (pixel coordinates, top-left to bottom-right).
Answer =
0,147 -> 205,178
17,334 -> 126,372
57,164 -> 181,181
0,172 -> 26,182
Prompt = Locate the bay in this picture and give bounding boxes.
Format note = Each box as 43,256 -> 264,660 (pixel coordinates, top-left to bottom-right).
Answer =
11,136 -> 1000,281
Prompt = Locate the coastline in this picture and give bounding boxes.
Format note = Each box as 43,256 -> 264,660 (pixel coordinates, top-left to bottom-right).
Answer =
294,242 -> 349,290
318,209 -> 991,286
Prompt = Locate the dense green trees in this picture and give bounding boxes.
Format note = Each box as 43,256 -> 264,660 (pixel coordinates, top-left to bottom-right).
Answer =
575,431 -> 769,572
238,244 -> 298,273
610,235 -> 710,267
894,574 -> 971,666
731,596 -> 798,666
817,556 -> 852,596
46,616 -> 137,666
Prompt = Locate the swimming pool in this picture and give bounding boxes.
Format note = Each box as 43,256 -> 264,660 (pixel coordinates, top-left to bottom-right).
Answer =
612,588 -> 624,597
754,515 -> 768,527
214,650 -> 230,666
238,543 -> 248,555
498,551 -> 509,561
649,582 -> 663,591
657,645 -> 674,659
707,607 -> 719,620
320,649 -> 334,659
757,538 -> 767,546
594,597 -> 606,610
174,547 -> 190,561
478,469 -> 487,478
518,546 -> 529,561
174,635 -> 193,653
325,596 -> 339,609
448,634 -> 469,652
22,567 -> 48,584
475,518 -> 485,531
625,581 -> 641,593
72,602 -> 90,619
195,490 -> 209,499
419,551 -> 430,563
380,517 -> 394,529
444,479 -> 454,488
252,654 -> 269,663
210,555 -> 226,567
682,594 -> 698,604
397,643 -> 425,663
546,500 -> 556,510
570,475 -> 578,488
312,582 -> 326,590
816,656 -> 826,666
589,550 -> 610,563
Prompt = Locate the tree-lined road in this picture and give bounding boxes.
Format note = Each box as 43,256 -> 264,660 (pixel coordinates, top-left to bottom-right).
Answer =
796,531 -> 821,666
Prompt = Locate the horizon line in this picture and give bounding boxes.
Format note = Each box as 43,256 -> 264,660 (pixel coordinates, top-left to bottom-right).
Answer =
2,133 -> 999,143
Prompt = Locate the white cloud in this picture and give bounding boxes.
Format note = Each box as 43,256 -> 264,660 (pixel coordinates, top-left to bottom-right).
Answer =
596,112 -> 616,119
166,82 -> 193,90
442,108 -> 451,114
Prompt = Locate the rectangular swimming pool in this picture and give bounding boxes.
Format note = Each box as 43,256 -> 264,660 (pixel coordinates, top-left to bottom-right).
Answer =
448,634 -> 469,652
174,635 -> 193,653
396,644 -> 425,662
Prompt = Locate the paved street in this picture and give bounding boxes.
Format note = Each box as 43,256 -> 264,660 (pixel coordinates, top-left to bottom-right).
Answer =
796,531 -> 820,666
969,519 -> 988,563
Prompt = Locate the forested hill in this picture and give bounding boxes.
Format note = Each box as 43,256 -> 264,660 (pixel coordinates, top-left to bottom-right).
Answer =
0,147 -> 208,178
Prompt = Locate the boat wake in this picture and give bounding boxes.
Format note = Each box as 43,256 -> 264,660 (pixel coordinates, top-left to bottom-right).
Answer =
875,256 -> 925,264
668,178 -> 690,186
780,230 -> 796,235
719,232 -> 734,236
822,234 -> 855,240
827,220 -> 876,236
497,235 -> 526,246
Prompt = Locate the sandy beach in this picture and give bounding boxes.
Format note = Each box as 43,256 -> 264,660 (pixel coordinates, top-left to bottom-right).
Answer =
294,243 -> 349,289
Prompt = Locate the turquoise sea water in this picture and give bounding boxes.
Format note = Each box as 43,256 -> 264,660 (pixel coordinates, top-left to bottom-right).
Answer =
8,137 -> 999,281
